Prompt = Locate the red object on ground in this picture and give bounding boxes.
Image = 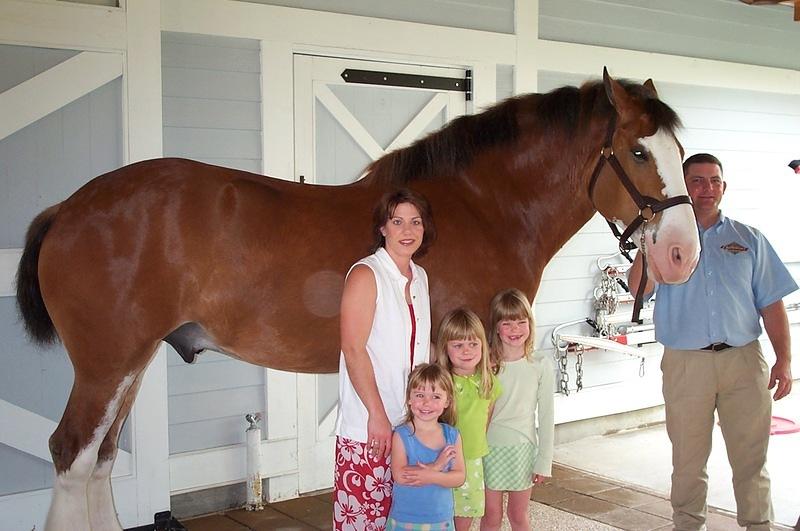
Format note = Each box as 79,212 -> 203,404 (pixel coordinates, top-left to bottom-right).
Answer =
770,416 -> 800,435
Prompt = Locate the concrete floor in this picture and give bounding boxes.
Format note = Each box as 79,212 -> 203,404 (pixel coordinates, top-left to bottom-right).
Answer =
555,390 -> 800,528
183,462 -> 765,530
182,392 -> 799,530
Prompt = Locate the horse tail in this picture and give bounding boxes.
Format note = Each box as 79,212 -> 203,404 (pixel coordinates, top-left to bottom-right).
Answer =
16,204 -> 61,345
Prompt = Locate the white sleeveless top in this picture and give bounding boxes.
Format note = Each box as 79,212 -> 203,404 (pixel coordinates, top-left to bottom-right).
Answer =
335,247 -> 431,443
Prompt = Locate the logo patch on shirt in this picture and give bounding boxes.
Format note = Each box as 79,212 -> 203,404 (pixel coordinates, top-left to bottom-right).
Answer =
721,242 -> 748,254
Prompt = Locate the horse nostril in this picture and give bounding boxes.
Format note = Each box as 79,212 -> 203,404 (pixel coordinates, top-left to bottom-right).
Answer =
671,246 -> 683,265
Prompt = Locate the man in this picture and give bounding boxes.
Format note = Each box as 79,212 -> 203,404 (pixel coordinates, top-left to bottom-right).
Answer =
629,153 -> 796,531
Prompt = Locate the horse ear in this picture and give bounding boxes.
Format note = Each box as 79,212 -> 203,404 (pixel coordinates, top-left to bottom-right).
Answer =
602,67 -> 615,107
643,78 -> 658,98
602,67 -> 629,111
603,67 -> 637,125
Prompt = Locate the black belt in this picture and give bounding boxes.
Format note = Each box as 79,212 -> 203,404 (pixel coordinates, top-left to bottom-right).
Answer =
700,342 -> 732,352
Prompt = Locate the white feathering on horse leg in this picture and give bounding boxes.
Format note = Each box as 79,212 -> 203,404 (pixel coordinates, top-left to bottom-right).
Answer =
45,374 -> 135,531
45,446 -> 95,531
88,459 -> 122,531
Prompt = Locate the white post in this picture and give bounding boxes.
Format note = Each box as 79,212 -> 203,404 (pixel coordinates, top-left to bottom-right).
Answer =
245,414 -> 264,511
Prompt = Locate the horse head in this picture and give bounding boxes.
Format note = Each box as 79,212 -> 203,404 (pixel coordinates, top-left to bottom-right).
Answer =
589,68 -> 700,285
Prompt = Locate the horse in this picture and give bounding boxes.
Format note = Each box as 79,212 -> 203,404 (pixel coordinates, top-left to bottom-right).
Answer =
16,69 -> 699,530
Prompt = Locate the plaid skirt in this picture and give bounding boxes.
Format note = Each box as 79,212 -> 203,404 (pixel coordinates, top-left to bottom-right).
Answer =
483,442 -> 536,491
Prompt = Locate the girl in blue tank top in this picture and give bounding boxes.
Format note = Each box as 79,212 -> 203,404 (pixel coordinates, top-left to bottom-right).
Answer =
388,363 -> 466,530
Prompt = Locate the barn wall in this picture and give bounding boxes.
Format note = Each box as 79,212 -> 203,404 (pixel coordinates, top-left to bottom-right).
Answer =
0,43 -> 124,496
539,0 -> 800,71
0,45 -> 121,248
161,31 -> 267,454
496,63 -> 514,101
162,32 -> 263,173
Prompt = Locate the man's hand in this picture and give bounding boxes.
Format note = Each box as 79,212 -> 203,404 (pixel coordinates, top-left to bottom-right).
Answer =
768,359 -> 793,400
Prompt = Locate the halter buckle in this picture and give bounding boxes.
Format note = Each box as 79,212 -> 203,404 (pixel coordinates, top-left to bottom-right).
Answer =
600,146 -> 614,158
640,205 -> 655,222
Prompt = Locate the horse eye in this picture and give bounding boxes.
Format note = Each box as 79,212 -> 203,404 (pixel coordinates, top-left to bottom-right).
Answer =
631,148 -> 648,162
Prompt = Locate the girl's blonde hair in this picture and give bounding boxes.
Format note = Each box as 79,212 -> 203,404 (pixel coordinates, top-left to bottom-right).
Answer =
403,363 -> 457,427
488,288 -> 535,373
435,308 -> 494,398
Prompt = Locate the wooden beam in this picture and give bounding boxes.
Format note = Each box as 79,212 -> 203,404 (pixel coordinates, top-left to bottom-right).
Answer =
0,51 -> 122,142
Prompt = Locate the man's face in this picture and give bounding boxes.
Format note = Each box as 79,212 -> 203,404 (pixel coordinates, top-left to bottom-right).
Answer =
684,162 -> 726,215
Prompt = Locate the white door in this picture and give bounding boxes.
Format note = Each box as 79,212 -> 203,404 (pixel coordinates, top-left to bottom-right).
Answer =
294,54 -> 468,493
0,49 -> 170,530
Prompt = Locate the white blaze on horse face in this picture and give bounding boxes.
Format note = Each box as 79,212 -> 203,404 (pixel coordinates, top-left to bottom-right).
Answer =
637,128 -> 700,284
45,374 -> 134,531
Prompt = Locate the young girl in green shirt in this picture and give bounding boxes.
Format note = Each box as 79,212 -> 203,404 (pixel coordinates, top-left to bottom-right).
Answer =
436,308 -> 501,531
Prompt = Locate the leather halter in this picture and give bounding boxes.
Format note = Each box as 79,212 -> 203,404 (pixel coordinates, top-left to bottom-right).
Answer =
587,114 -> 692,323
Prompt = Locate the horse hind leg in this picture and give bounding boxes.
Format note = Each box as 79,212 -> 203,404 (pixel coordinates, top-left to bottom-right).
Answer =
87,370 -> 146,531
45,373 -> 137,531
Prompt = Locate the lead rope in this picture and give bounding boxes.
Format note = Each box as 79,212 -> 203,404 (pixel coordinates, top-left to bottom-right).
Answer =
630,218 -> 650,323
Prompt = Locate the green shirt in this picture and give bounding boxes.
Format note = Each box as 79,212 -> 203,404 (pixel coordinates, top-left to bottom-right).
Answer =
453,372 -> 502,459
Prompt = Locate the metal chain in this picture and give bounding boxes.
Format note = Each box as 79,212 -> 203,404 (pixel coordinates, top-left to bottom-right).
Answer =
594,266 -> 619,337
575,344 -> 584,392
558,345 -> 570,396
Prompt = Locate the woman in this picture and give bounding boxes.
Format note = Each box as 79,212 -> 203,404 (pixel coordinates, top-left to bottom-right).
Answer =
333,189 -> 436,530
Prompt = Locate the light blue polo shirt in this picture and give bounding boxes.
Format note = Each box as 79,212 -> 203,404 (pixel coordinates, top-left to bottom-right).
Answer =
653,213 -> 798,350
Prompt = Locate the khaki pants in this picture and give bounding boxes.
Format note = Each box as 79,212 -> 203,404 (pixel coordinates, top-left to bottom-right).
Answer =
661,341 -> 773,531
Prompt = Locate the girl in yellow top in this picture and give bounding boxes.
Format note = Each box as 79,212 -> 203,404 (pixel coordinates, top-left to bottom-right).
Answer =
436,308 -> 501,531
481,289 -> 555,531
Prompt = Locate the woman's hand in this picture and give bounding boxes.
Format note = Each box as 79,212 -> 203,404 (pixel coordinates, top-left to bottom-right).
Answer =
367,412 -> 393,460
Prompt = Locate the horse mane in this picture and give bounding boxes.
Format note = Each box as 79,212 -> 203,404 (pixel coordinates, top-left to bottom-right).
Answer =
368,79 -> 681,186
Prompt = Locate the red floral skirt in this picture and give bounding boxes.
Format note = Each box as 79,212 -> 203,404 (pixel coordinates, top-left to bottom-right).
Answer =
333,436 -> 393,530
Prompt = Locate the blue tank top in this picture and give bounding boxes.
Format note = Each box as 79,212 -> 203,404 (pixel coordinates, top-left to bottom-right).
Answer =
389,422 -> 458,524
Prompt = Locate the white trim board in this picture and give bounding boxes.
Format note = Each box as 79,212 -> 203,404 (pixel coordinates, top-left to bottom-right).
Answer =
161,0 -> 515,65
0,0 -> 125,51
554,374 -> 665,425
0,399 -> 133,476
169,438 -> 298,493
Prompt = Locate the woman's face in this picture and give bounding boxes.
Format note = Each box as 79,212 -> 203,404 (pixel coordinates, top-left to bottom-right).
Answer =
380,202 -> 424,259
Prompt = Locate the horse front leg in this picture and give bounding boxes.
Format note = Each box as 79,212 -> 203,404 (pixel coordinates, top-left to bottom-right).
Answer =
87,370 -> 145,531
45,373 -> 137,531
